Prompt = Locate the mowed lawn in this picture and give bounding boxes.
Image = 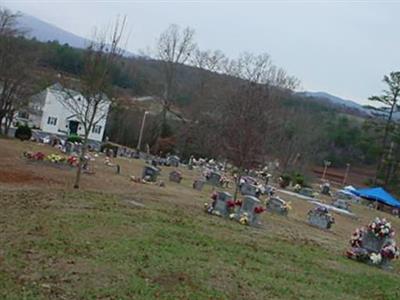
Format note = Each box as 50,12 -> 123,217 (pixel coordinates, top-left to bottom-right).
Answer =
0,138 -> 400,300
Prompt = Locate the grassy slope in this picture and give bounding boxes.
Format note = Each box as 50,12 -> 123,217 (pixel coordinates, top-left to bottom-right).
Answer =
0,138 -> 399,300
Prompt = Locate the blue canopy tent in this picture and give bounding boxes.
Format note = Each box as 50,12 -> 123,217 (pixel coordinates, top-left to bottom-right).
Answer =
353,187 -> 400,209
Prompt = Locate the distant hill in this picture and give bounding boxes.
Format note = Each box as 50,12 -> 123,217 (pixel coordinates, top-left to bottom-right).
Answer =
17,14 -> 89,48
296,91 -> 371,116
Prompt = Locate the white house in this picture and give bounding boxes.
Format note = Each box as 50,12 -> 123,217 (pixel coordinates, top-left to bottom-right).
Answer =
15,83 -> 110,142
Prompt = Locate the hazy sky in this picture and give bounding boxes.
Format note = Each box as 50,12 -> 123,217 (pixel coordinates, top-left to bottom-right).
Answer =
3,0 -> 400,104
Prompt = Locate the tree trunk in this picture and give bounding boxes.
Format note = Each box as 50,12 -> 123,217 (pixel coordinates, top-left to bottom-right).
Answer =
74,136 -> 88,189
374,100 -> 397,184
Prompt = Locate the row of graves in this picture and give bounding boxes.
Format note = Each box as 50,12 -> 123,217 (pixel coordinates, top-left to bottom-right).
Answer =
204,190 -> 291,226
202,187 -> 399,269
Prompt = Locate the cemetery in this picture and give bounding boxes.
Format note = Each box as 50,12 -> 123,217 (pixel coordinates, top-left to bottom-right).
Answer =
1,138 -> 400,299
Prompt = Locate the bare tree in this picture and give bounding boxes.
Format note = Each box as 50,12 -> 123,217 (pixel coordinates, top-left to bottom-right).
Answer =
0,8 -> 34,135
59,17 -> 127,189
155,24 -> 196,136
216,53 -> 298,198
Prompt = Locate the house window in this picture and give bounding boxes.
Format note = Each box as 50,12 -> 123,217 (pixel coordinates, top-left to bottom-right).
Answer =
92,125 -> 102,134
18,111 -> 29,119
47,116 -> 57,126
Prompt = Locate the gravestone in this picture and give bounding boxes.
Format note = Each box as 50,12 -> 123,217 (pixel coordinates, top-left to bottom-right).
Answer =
142,165 -> 159,182
240,182 -> 259,197
266,197 -> 288,216
169,170 -> 182,183
208,171 -> 222,186
299,188 -> 315,198
168,155 -> 180,167
362,231 -> 389,253
213,191 -> 233,217
193,179 -> 205,191
332,199 -> 351,211
237,196 -> 261,226
308,207 -> 334,229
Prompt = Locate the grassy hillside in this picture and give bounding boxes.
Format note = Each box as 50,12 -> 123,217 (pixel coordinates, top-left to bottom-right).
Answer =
0,138 -> 399,299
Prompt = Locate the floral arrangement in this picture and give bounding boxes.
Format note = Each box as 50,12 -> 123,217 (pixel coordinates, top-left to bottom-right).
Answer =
23,151 -> 78,167
368,217 -> 394,238
346,217 -> 399,266
24,151 -> 45,161
239,213 -> 249,225
254,206 -> 265,214
47,154 -> 66,163
67,155 -> 79,166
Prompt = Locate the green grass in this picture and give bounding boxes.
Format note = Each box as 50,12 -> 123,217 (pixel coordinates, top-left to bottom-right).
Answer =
1,190 -> 399,300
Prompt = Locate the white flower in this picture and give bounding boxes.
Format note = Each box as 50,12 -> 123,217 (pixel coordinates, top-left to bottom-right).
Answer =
370,253 -> 382,264
386,222 -> 391,228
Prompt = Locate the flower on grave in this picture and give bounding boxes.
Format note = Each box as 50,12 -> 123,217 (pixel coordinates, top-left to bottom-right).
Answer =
210,192 -> 218,201
46,154 -> 65,163
239,213 -> 249,225
235,199 -> 242,206
380,242 -> 399,260
367,217 -> 394,238
350,228 -> 365,247
370,253 -> 382,265
283,201 -> 292,211
33,152 -> 45,161
226,199 -> 235,208
67,155 -> 78,166
254,206 -> 265,214
229,213 -> 236,220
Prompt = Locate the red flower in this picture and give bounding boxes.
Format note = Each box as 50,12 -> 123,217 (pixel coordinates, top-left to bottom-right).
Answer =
211,192 -> 218,200
235,199 -> 242,206
254,206 -> 265,214
226,199 -> 235,208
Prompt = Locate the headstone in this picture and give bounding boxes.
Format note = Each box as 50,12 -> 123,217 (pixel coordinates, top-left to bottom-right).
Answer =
321,183 -> 331,195
237,196 -> 261,225
266,197 -> 289,216
168,155 -> 180,167
308,207 -> 334,229
332,199 -> 351,211
193,179 -> 205,191
208,171 -> 222,186
169,170 -> 182,183
240,182 -> 259,197
299,188 -> 315,198
142,165 -> 159,182
362,231 -> 389,253
213,191 -> 233,217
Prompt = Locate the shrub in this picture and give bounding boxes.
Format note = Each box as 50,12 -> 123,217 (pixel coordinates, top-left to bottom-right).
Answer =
15,125 -> 32,141
279,174 -> 291,188
293,172 -> 305,185
67,134 -> 82,143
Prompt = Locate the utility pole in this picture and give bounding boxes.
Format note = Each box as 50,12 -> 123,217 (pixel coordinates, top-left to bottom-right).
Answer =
137,111 -> 149,151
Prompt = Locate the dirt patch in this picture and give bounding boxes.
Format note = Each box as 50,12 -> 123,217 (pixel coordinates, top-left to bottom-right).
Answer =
0,169 -> 61,185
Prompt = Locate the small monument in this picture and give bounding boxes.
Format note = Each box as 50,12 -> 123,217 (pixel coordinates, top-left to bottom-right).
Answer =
234,196 -> 264,226
167,155 -> 180,167
142,165 -> 159,182
266,197 -> 290,216
332,199 -> 351,211
193,179 -> 205,191
169,170 -> 182,183
307,206 -> 335,229
204,191 -> 234,217
346,218 -> 399,269
207,171 -> 222,186
240,182 -> 259,197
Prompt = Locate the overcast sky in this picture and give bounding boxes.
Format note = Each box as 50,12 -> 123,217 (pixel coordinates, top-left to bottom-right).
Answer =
3,0 -> 400,104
